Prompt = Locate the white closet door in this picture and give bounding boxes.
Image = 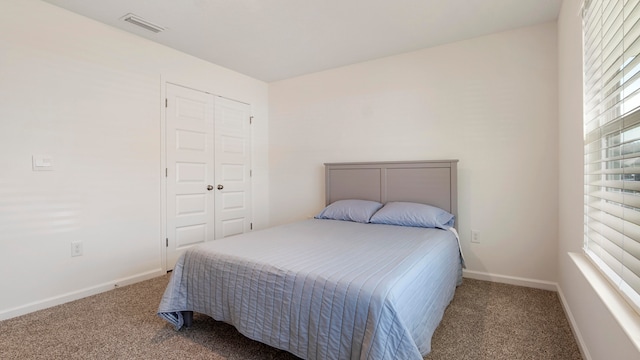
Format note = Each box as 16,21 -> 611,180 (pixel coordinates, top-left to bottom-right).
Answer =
165,84 -> 215,269
214,97 -> 252,239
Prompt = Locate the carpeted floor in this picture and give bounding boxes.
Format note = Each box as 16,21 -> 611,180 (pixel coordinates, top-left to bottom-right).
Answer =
0,275 -> 582,359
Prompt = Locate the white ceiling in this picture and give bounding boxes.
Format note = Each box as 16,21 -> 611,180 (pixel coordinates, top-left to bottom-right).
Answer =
42,0 -> 562,82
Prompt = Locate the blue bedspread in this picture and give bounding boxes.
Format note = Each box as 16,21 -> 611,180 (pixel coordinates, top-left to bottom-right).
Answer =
158,219 -> 462,360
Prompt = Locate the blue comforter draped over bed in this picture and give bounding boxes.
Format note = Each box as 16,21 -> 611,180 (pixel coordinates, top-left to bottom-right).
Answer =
158,219 -> 462,360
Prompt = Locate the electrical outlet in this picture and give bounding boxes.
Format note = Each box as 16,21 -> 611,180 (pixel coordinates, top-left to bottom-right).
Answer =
471,230 -> 480,244
71,241 -> 83,257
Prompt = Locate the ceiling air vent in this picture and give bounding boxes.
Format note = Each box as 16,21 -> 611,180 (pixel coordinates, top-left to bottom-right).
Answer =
120,13 -> 165,33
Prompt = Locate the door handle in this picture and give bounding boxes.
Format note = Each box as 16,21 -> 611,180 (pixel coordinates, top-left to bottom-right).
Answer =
207,185 -> 214,191
217,184 -> 224,190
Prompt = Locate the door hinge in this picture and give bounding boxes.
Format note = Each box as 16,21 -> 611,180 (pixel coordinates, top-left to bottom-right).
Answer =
165,98 -> 168,108
250,169 -> 252,177
165,168 -> 168,177
250,116 -> 254,124
250,223 -> 253,230
166,238 -> 168,247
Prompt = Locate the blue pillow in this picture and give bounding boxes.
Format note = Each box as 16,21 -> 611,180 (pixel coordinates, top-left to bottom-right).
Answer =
315,199 -> 383,223
369,201 -> 454,229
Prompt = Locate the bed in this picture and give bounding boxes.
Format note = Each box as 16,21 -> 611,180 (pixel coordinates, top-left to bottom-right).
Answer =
158,160 -> 462,360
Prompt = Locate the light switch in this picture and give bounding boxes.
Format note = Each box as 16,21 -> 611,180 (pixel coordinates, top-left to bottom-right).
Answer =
32,155 -> 54,171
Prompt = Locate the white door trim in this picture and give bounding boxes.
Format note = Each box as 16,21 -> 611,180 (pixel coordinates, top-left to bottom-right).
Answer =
160,78 -> 167,272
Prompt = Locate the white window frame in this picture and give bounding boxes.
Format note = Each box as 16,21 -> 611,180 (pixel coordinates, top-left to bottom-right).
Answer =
583,0 -> 640,315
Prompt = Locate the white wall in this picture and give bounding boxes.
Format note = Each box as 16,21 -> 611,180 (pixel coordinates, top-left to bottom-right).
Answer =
0,0 -> 268,319
269,22 -> 559,285
557,0 -> 640,359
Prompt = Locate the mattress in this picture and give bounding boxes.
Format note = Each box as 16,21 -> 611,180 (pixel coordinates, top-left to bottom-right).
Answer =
158,219 -> 462,360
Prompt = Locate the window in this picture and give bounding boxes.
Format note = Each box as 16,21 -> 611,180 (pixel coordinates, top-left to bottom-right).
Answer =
583,0 -> 640,312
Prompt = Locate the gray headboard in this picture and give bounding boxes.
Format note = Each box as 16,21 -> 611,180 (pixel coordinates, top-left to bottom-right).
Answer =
324,160 -> 459,226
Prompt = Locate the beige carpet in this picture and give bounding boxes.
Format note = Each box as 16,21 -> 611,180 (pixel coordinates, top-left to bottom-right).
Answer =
0,275 -> 582,359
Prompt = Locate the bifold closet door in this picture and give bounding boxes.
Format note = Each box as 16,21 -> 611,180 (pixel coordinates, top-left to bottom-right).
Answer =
213,97 -> 252,239
165,84 -> 215,270
164,84 -> 253,270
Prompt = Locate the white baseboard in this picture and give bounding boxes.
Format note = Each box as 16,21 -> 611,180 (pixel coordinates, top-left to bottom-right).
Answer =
0,268 -> 165,321
462,269 -> 558,291
557,284 -> 593,360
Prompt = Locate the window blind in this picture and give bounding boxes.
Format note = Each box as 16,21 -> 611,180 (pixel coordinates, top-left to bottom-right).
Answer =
584,0 -> 640,312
